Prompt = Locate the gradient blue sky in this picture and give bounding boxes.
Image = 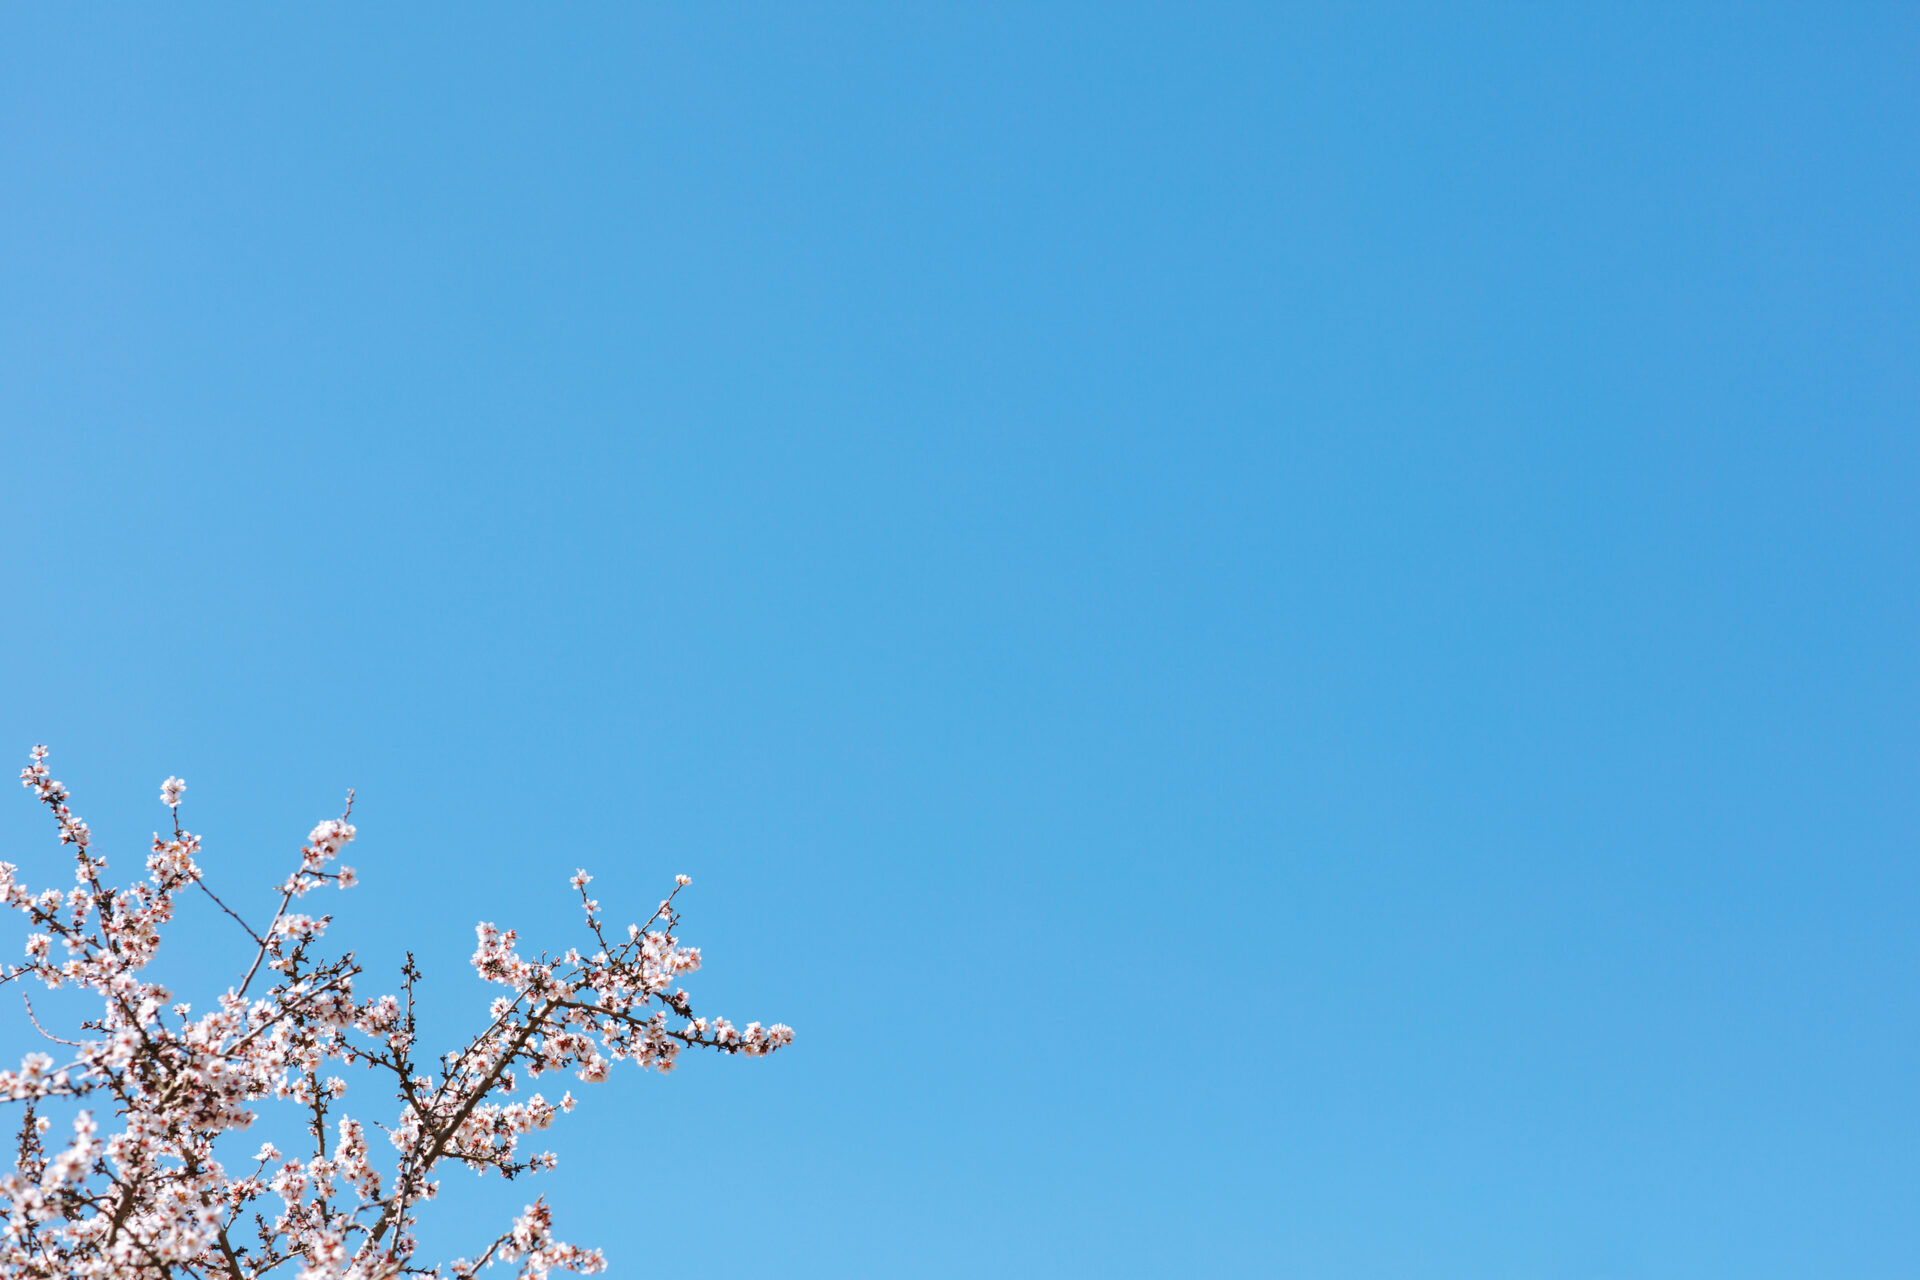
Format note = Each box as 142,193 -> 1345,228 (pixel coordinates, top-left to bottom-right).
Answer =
2,6 -> 1917,1277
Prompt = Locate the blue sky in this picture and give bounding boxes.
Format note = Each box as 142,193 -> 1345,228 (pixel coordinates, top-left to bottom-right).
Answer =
2,5 -> 1916,1276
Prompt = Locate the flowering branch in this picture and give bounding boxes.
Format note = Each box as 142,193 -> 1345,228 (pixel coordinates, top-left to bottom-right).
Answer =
0,747 -> 791,1280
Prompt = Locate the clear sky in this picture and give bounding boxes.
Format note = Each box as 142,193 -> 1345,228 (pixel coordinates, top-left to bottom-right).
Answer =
2,5 -> 1916,1277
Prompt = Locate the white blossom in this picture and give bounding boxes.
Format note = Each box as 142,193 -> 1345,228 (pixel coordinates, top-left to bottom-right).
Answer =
2,746 -> 790,1280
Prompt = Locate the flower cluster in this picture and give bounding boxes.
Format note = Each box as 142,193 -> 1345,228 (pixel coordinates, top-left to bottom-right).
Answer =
1,748 -> 790,1280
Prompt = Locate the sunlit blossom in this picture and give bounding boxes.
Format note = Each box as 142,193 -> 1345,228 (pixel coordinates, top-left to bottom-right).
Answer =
3,746 -> 789,1280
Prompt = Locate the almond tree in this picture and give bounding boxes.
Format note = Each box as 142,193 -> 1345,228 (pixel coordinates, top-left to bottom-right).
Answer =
2,747 -> 791,1280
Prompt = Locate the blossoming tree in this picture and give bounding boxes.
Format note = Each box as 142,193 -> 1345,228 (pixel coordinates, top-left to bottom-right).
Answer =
2,748 -> 791,1280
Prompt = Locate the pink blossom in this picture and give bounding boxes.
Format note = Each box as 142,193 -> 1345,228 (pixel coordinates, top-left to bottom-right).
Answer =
2,746 -> 790,1280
